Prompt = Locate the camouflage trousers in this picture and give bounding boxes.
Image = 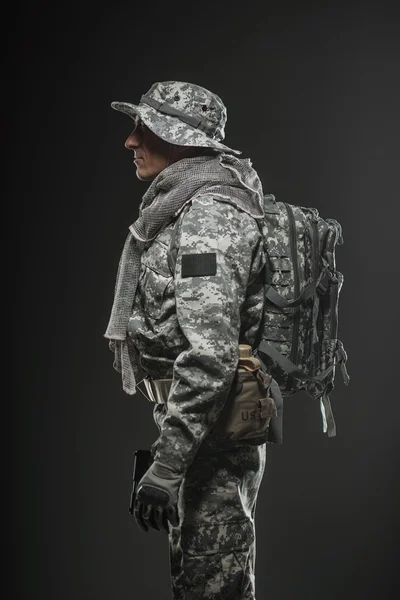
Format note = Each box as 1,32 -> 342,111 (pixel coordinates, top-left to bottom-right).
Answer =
168,443 -> 267,600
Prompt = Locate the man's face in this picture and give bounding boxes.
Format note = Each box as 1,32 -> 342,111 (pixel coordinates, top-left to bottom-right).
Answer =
124,117 -> 174,181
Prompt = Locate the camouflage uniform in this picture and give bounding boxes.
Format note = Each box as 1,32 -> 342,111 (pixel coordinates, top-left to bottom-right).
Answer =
108,82 -> 270,599
129,196 -> 267,599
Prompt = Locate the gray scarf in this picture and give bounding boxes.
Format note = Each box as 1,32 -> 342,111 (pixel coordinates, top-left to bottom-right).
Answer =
104,152 -> 265,395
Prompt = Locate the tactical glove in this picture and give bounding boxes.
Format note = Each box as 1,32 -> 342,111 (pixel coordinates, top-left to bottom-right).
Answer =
134,461 -> 182,533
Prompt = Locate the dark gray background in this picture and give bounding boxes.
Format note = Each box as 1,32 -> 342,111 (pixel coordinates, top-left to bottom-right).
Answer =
11,1 -> 399,598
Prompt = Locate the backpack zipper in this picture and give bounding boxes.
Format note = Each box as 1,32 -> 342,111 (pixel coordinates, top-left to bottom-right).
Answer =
284,203 -> 300,390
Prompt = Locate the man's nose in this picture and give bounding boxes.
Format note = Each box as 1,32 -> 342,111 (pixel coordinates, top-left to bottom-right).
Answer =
125,129 -> 141,150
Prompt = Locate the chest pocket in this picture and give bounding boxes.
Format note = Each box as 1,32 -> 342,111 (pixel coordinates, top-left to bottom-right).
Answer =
140,237 -> 174,320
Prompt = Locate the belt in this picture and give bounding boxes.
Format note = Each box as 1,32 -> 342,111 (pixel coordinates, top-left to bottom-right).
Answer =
140,345 -> 260,405
142,377 -> 172,404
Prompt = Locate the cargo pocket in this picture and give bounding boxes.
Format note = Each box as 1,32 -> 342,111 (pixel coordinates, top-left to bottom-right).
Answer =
180,520 -> 254,599
140,264 -> 173,321
212,371 -> 278,442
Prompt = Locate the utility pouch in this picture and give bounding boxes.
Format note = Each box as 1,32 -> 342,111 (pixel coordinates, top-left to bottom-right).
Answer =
129,449 -> 154,514
212,345 -> 277,442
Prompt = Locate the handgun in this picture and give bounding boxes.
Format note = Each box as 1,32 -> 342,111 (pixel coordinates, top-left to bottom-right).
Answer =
128,449 -> 154,514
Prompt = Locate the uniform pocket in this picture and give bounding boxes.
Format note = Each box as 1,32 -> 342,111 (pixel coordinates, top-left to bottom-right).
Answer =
140,264 -> 173,320
181,519 -> 254,556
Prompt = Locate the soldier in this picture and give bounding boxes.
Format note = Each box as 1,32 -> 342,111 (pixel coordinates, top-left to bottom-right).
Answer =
104,81 -> 283,600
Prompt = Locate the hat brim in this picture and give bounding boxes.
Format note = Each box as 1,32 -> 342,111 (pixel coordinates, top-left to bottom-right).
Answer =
111,101 -> 242,156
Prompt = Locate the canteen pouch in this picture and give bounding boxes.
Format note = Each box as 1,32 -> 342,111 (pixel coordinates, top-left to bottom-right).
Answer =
212,368 -> 277,441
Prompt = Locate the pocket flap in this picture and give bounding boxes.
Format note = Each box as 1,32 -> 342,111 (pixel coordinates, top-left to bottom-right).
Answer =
259,396 -> 277,419
181,519 -> 254,556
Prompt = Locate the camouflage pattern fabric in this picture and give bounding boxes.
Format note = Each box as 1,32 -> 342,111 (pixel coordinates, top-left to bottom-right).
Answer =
168,444 -> 267,599
111,81 -> 241,155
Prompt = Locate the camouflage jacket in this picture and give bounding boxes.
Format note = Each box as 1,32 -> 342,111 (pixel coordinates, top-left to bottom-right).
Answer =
128,195 -> 266,475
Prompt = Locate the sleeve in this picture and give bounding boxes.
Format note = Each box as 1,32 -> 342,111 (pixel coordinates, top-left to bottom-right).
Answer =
152,196 -> 264,474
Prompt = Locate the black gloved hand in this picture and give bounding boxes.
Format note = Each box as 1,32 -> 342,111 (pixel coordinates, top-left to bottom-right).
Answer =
134,461 -> 183,533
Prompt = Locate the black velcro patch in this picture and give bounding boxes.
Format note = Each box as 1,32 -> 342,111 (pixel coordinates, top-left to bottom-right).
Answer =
181,253 -> 217,277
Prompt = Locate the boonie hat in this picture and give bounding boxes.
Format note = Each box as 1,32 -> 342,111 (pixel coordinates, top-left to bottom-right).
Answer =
111,80 -> 241,156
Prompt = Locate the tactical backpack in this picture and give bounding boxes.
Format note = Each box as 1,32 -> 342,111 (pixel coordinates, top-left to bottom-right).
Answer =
167,193 -> 350,438
253,194 -> 349,437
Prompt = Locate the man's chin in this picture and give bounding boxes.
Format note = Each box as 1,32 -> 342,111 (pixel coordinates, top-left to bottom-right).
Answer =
136,166 -> 160,182
136,168 -> 153,182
